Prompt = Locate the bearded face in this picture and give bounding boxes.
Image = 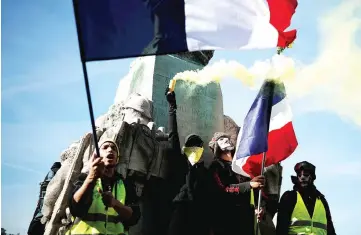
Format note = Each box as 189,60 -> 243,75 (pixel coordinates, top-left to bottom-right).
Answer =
297,170 -> 312,187
216,137 -> 235,152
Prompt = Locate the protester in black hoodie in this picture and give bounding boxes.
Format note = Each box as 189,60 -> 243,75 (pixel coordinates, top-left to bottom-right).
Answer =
276,161 -> 336,235
166,88 -> 210,235
28,162 -> 61,235
207,132 -> 265,235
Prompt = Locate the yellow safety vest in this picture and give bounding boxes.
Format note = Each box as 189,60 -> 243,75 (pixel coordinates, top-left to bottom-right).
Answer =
66,178 -> 127,235
250,189 -> 261,235
288,192 -> 327,235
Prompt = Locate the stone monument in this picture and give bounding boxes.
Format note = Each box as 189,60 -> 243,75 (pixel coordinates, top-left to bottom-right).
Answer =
114,50 -> 224,164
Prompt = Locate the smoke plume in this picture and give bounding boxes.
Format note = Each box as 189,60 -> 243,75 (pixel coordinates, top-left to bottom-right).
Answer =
173,0 -> 361,126
173,54 -> 296,88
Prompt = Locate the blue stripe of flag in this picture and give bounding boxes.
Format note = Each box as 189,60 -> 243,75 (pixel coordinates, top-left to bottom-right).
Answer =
73,0 -> 188,62
236,80 -> 286,160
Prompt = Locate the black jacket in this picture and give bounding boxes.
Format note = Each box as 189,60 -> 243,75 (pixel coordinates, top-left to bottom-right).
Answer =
172,161 -> 208,203
168,159 -> 210,235
164,105 -> 187,199
166,105 -> 210,235
68,173 -> 141,229
276,185 -> 336,235
208,158 -> 265,235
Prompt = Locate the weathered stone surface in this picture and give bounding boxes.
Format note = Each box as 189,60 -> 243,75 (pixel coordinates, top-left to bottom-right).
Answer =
264,163 -> 283,196
224,115 -> 240,145
114,56 -> 156,104
43,133 -> 91,235
114,53 -> 224,164
152,54 -> 224,164
59,142 -> 81,164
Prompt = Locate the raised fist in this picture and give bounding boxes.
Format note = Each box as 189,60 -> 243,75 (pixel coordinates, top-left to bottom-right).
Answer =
86,153 -> 105,183
165,87 -> 177,110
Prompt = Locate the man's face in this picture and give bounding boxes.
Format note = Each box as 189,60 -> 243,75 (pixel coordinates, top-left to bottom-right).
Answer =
99,141 -> 118,167
297,170 -> 312,187
217,137 -> 234,152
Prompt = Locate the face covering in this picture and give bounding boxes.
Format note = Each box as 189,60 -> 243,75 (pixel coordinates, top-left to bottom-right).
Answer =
183,147 -> 204,165
297,170 -> 312,187
216,137 -> 234,151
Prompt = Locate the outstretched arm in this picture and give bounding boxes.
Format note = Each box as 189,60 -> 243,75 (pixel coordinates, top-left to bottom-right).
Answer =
165,88 -> 188,191
165,87 -> 181,156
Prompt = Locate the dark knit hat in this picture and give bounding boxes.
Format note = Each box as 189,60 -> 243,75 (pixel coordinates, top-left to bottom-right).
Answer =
294,161 -> 316,179
184,133 -> 204,147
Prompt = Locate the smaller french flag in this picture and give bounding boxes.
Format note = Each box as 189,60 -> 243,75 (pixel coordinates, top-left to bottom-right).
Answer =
232,79 -> 298,178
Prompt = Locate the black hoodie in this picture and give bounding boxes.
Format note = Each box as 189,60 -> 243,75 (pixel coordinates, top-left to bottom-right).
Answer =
167,106 -> 210,235
208,158 -> 264,235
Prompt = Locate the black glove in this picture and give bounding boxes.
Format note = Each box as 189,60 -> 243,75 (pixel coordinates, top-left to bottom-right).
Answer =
165,87 -> 177,110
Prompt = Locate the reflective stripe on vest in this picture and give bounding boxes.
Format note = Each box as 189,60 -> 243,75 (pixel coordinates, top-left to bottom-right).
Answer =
66,178 -> 126,235
288,192 -> 327,235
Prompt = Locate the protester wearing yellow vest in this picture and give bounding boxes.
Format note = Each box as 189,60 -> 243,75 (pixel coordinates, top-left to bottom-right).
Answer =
276,161 -> 336,235
66,138 -> 141,235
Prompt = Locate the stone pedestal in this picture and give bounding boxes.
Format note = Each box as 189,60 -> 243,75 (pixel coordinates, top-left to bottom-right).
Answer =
152,54 -> 224,163
114,53 -> 224,164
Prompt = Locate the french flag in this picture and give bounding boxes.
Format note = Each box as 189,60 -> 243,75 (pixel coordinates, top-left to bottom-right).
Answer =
232,79 -> 298,178
73,0 -> 298,62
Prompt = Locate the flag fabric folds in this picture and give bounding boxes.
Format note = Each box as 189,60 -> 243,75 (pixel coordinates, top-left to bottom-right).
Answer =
231,79 -> 298,178
73,0 -> 298,62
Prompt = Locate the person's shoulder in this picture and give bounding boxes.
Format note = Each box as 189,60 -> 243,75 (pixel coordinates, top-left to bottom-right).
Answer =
316,189 -> 326,200
120,174 -> 135,188
195,162 -> 208,174
209,159 -> 223,169
281,190 -> 296,200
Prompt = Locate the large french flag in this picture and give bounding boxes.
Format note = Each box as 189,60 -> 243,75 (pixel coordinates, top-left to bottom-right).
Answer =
73,0 -> 298,62
232,79 -> 298,178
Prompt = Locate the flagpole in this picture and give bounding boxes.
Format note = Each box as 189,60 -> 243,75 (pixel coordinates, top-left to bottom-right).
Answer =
255,152 -> 266,235
72,0 -> 101,159
72,0 -> 113,197
81,61 -> 101,159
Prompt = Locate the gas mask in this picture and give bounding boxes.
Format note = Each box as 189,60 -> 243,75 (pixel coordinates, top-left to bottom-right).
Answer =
216,137 -> 235,152
297,170 -> 312,188
183,147 -> 204,166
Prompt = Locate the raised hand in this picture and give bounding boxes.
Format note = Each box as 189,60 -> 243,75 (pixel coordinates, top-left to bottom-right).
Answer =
165,87 -> 177,110
86,153 -> 105,183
